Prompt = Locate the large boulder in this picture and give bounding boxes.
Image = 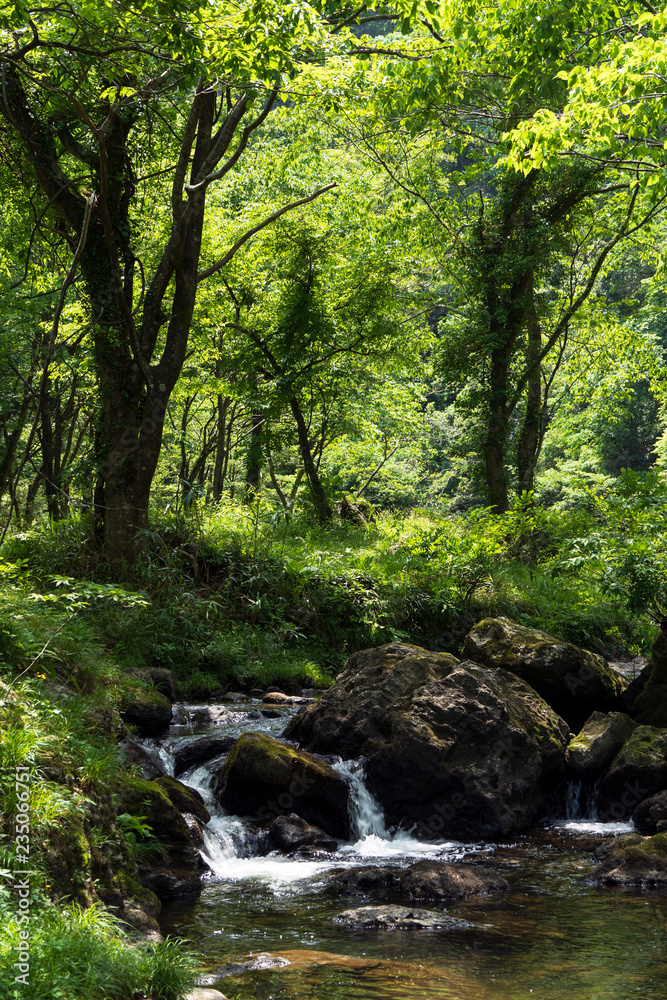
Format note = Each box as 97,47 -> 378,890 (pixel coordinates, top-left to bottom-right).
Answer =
566,711 -> 637,778
633,791 -> 667,834
284,643 -> 570,839
627,629 -> 667,727
211,733 -> 350,839
588,832 -> 667,886
599,725 -> 667,820
400,861 -> 508,901
463,618 -> 625,728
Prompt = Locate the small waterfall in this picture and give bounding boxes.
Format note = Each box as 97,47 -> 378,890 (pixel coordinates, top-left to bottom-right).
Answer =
563,779 -> 600,821
335,758 -> 388,839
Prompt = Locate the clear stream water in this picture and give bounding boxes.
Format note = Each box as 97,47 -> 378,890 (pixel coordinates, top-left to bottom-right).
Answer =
144,703 -> 667,1000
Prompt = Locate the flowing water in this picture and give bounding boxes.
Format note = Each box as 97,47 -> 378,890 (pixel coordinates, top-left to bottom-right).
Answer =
145,703 -> 667,1000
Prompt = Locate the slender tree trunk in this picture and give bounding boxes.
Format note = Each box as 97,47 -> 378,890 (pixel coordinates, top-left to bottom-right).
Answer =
516,273 -> 543,497
289,396 -> 331,523
245,409 -> 264,501
212,395 -> 230,501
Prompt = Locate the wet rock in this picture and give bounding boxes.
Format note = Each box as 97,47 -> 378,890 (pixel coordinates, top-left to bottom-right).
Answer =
599,725 -> 667,820
463,617 -> 626,728
261,708 -> 282,718
333,905 -> 473,931
267,686 -> 286,694
224,691 -> 249,703
118,738 -> 166,780
155,775 -> 211,824
131,667 -> 178,702
285,642 -> 570,839
566,711 -> 637,778
183,812 -> 206,849
268,813 -> 337,853
250,688 -> 265,698
263,691 -> 308,705
400,861 -> 508,901
114,775 -> 202,900
633,791 -> 667,834
172,736 -> 237,776
327,866 -> 398,893
119,685 -> 172,736
588,831 -> 667,885
185,989 -> 228,1000
197,953 -> 291,982
211,733 -> 350,839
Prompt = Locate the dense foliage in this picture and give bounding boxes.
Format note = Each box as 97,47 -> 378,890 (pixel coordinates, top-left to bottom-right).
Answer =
3,0 -> 667,996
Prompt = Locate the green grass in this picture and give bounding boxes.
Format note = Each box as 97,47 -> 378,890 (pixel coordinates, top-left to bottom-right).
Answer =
0,898 -> 194,1000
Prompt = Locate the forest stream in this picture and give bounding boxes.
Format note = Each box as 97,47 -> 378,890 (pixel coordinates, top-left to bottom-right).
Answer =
140,703 -> 667,1000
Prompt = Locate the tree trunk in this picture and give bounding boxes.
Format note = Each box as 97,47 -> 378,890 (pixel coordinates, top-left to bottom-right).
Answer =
516,273 -> 543,497
245,409 -> 264,501
289,396 -> 331,523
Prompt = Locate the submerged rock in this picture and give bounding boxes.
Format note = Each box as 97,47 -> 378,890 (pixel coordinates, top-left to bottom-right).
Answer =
285,642 -> 570,839
400,861 -> 508,901
211,732 -> 350,839
633,790 -> 667,834
463,618 -> 625,728
327,866 -> 398,894
566,711 -> 637,778
599,725 -> 667,820
333,904 -> 473,931
172,736 -> 237,776
268,813 -> 337,853
588,832 -> 667,885
197,953 -> 291,982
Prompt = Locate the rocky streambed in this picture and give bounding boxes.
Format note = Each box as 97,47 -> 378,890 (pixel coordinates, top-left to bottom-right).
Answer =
122,618 -> 667,999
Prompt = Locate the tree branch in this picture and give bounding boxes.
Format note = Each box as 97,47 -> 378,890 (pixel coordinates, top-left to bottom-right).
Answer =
197,183 -> 337,282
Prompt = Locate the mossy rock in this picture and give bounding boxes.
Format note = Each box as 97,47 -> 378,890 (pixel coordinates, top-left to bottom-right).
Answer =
566,711 -> 637,778
131,667 -> 178,703
113,775 -> 202,900
285,642 -> 570,840
633,790 -> 667,834
599,725 -> 667,820
628,630 -> 667,727
211,732 -> 350,839
155,775 -> 211,824
119,683 -> 172,736
589,831 -> 667,885
42,809 -> 95,904
113,774 -> 191,845
463,618 -> 626,728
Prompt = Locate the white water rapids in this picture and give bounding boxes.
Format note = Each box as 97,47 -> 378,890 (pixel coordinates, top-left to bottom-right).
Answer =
138,702 -> 633,890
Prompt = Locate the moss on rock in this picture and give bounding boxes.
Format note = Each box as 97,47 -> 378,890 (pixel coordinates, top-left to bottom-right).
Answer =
211,732 -> 350,839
